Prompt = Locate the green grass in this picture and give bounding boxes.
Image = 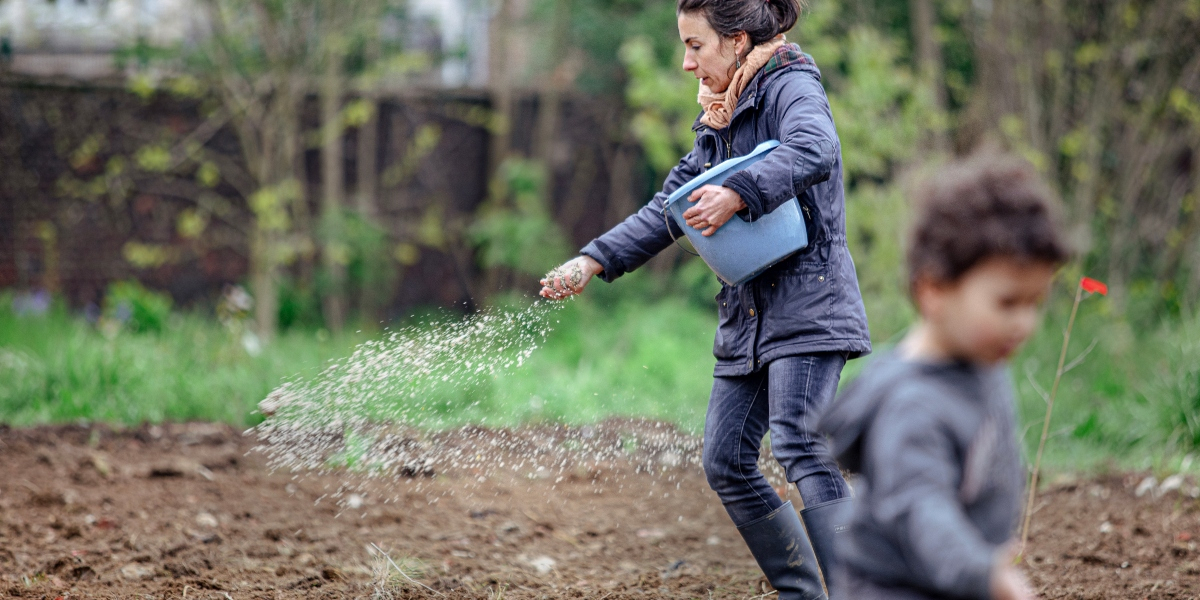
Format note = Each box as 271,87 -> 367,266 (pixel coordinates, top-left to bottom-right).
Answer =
0,274 -> 718,434
421,287 -> 717,433
1009,289 -> 1200,474
0,296 -> 372,426
1,277 -> 1198,474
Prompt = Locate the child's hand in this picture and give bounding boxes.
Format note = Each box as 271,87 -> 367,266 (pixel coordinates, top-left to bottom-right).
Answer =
989,547 -> 1035,600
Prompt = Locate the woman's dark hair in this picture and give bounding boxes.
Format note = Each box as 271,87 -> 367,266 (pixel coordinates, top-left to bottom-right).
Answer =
906,151 -> 1072,296
677,0 -> 804,46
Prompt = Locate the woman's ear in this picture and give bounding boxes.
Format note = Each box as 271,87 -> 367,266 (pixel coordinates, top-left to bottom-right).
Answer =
734,31 -> 749,57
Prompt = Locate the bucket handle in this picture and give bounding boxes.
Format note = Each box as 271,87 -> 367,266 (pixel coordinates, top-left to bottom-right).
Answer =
661,205 -> 701,257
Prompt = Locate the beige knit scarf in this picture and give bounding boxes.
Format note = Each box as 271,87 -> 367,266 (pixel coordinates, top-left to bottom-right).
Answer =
698,35 -> 786,130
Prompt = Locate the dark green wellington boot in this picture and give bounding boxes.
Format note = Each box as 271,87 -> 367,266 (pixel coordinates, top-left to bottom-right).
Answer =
736,501 -> 827,600
800,498 -> 853,594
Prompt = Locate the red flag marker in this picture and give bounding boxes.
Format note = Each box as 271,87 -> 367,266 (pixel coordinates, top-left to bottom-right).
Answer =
1080,277 -> 1108,296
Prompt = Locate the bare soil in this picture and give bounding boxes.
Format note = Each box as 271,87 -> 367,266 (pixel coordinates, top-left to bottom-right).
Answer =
1,422 -> 1197,599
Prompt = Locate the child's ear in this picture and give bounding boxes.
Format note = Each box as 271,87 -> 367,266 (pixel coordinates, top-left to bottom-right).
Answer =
913,275 -> 949,319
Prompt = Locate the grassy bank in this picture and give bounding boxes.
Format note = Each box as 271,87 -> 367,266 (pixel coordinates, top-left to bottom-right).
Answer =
1,279 -> 1197,473
0,278 -> 718,433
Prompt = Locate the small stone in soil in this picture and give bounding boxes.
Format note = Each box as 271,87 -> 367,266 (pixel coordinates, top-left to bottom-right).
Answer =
1135,476 -> 1157,497
528,555 -> 556,574
120,563 -> 155,580
637,528 -> 666,540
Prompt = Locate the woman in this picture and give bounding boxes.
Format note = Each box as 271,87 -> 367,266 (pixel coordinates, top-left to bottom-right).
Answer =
539,1 -> 870,598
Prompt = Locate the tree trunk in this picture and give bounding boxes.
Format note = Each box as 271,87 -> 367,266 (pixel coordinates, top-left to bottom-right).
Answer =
355,92 -> 383,325
355,98 -> 379,217
356,34 -> 381,218
320,54 -> 347,333
604,141 -> 636,228
285,92 -> 315,301
533,0 -> 570,166
251,228 -> 278,343
909,0 -> 948,152
488,0 -> 516,171
246,102 -> 283,344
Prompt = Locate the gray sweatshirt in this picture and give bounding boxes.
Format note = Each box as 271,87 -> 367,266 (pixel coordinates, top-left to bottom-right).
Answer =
819,351 -> 1025,600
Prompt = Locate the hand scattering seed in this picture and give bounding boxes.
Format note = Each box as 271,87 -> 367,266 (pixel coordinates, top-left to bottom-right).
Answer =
567,265 -> 583,288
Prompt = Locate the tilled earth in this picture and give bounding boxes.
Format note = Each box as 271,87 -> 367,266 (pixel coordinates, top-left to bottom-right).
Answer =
1,422 -> 1198,599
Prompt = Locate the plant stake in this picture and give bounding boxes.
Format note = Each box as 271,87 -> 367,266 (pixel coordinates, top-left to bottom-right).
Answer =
1019,276 -> 1108,555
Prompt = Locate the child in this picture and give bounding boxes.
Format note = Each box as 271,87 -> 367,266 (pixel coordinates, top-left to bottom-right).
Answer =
819,152 -> 1070,600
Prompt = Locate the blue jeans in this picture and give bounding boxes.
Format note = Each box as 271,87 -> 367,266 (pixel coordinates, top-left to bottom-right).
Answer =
703,352 -> 850,527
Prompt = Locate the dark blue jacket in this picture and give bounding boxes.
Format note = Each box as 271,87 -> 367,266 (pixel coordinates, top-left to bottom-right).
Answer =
581,49 -> 871,376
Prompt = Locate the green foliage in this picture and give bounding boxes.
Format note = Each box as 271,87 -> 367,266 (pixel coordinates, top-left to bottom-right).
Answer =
309,208 -> 397,330
1149,316 -> 1200,455
248,180 -> 302,233
0,294 -> 370,425
823,28 -> 925,184
620,36 -> 699,178
973,0 -> 1200,308
104,281 -> 174,334
276,277 -> 324,331
470,158 -> 570,277
134,145 -> 173,173
121,242 -> 177,269
1007,290 -> 1200,471
544,0 -> 679,94
342,211 -> 396,311
843,183 -> 916,341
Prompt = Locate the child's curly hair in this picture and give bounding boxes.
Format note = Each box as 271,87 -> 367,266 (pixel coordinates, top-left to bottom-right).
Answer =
907,151 -> 1072,296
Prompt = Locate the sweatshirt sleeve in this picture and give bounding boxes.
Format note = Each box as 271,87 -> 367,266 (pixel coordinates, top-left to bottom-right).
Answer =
863,395 -> 999,599
721,75 -> 837,221
579,144 -> 702,282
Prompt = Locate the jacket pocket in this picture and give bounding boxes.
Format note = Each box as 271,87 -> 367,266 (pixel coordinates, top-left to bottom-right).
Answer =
712,285 -> 744,362
757,262 -> 834,345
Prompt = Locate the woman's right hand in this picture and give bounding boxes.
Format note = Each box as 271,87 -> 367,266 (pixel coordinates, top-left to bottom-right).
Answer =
540,256 -> 603,300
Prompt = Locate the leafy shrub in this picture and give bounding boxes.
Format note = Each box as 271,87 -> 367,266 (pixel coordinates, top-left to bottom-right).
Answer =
105,280 -> 173,333
470,158 -> 569,277
276,277 -> 323,331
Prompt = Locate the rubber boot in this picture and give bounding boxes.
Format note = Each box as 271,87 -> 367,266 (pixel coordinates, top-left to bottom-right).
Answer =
800,497 -> 853,595
735,501 -> 827,600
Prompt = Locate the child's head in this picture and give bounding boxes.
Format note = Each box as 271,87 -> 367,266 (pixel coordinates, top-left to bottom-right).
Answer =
907,151 -> 1071,364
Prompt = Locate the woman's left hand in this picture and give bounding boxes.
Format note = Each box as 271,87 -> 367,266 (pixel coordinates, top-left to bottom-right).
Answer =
683,185 -> 748,237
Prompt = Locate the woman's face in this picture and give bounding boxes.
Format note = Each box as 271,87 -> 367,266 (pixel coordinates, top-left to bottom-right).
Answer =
678,11 -> 747,93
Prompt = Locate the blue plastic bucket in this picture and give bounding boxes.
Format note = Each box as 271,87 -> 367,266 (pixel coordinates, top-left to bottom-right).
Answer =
664,140 -> 808,286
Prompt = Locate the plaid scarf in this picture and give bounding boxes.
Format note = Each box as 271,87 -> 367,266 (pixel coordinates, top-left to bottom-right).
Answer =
761,42 -> 811,76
